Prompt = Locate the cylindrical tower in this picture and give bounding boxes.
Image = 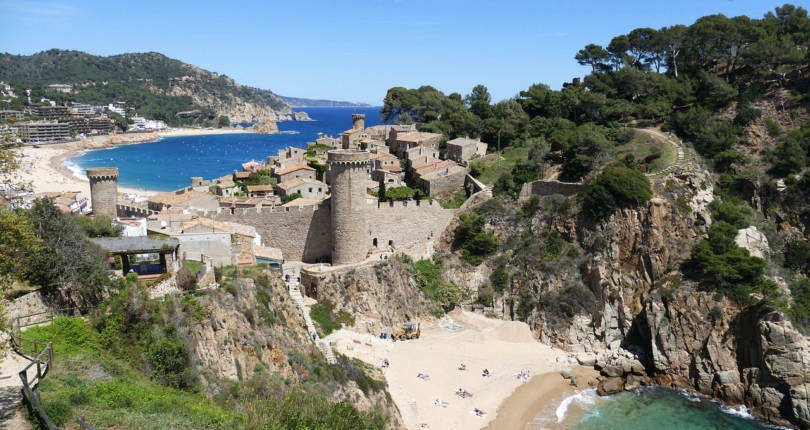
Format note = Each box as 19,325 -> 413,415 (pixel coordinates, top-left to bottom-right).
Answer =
352,113 -> 365,131
328,149 -> 369,265
86,167 -> 119,219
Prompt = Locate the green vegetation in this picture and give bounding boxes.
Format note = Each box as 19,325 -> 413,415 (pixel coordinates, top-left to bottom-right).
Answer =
453,214 -> 499,265
74,216 -> 123,238
468,147 -> 528,186
580,166 -> 652,221
383,186 -> 425,201
402,257 -> 461,311
0,50 -> 289,126
281,192 -> 303,204
309,300 -> 343,337
438,190 -> 468,209
788,278 -> 810,334
689,221 -> 771,304
614,130 -> 675,173
182,260 -> 204,273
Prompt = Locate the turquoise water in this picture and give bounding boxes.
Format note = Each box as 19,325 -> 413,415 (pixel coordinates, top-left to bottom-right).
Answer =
531,388 -> 777,430
67,106 -> 382,191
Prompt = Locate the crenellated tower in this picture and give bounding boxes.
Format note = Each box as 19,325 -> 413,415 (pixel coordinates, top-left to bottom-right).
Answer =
86,167 -> 119,219
327,149 -> 369,265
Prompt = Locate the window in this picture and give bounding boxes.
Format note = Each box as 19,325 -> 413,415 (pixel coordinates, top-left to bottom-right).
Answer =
309,188 -> 313,193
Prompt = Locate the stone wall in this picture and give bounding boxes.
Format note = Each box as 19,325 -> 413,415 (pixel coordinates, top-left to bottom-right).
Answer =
519,179 -> 583,199
367,199 -> 456,261
176,232 -> 232,267
116,203 -> 157,218
212,204 -> 332,263
422,169 -> 466,196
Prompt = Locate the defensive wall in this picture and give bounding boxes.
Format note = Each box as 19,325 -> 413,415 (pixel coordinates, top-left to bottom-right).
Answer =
519,179 -> 583,199
211,198 -> 456,263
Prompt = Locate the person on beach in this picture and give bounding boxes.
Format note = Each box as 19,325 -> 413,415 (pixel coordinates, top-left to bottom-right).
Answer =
459,364 -> 466,371
482,368 -> 490,377
382,358 -> 389,368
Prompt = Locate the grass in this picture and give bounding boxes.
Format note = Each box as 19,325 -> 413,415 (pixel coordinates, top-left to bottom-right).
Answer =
23,317 -> 236,429
309,300 -> 342,337
615,131 -> 677,174
182,260 -> 204,273
470,147 -> 529,185
438,190 -> 469,209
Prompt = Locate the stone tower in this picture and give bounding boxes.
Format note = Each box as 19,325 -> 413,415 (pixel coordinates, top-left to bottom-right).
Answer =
328,149 -> 369,265
86,167 -> 119,219
352,113 -> 365,131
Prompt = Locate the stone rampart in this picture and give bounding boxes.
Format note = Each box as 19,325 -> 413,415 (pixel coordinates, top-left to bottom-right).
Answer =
211,204 -> 332,263
519,179 -> 583,199
366,200 -> 456,261
116,203 -> 158,218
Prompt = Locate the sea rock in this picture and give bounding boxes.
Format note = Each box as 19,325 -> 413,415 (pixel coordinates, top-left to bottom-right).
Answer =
576,354 -> 597,367
601,365 -> 623,378
597,377 -> 624,396
250,121 -> 279,134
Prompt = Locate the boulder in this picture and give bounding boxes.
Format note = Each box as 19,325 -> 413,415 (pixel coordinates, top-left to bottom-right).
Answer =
560,369 -> 574,380
577,354 -> 597,367
597,377 -> 625,396
601,365 -> 624,378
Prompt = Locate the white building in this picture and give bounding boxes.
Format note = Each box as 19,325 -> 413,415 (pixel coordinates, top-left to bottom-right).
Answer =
114,218 -> 148,237
106,104 -> 126,117
71,103 -> 94,115
47,84 -> 73,93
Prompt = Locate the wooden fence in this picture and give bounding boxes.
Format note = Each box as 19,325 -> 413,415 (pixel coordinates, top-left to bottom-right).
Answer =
11,311 -> 99,430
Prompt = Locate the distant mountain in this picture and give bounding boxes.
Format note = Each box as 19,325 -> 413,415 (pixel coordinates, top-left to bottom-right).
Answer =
0,49 -> 297,125
279,96 -> 372,108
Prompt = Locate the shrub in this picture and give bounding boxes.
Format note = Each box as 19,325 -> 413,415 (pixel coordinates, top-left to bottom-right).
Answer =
710,200 -> 753,229
784,240 -> 810,272
789,277 -> 810,333
614,127 -> 636,144
453,214 -> 498,265
538,284 -> 599,330
764,118 -> 781,136
281,192 -> 302,204
175,266 -> 196,292
520,195 -> 541,218
733,106 -> 762,126
41,400 -> 72,427
310,300 -> 342,336
580,166 -> 651,221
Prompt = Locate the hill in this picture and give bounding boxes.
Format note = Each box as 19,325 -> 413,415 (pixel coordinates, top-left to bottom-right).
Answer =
279,95 -> 372,108
0,49 -> 296,125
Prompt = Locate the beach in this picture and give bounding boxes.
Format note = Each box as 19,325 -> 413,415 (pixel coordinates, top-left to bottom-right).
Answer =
325,309 -> 594,430
4,128 -> 252,200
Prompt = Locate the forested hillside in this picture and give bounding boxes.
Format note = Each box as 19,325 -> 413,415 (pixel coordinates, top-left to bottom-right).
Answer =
381,5 -> 810,427
0,49 -> 293,125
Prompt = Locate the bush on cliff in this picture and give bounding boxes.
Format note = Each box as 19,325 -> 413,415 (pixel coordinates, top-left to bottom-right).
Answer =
580,166 -> 652,221
453,214 -> 498,265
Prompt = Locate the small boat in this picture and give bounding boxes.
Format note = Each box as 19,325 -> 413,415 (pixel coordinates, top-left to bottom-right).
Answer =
279,130 -> 300,135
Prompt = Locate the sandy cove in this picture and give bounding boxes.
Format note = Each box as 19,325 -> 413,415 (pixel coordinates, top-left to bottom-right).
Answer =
325,309 -> 595,430
5,128 -> 251,199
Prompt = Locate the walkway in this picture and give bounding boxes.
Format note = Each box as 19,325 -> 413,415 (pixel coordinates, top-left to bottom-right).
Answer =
0,347 -> 38,429
282,266 -> 337,364
637,128 -> 686,177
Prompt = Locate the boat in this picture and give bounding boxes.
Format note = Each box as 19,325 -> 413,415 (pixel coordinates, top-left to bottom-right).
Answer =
279,130 -> 300,135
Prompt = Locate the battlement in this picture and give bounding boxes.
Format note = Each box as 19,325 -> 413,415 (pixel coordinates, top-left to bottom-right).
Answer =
86,167 -> 119,180
519,179 -> 583,199
327,149 -> 370,164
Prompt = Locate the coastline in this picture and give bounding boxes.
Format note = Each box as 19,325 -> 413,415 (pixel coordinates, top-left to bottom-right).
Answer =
483,366 -> 600,430
6,127 -> 253,199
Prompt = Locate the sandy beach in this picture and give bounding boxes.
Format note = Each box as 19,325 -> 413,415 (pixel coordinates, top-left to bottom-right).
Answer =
3,127 -> 252,201
325,309 -> 591,430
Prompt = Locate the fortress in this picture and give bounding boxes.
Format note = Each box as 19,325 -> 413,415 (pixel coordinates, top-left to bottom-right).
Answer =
87,167 -> 119,219
213,149 -> 462,264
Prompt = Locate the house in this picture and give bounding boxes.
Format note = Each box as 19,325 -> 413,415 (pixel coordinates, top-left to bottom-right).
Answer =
114,217 -> 148,237
233,171 -> 251,180
341,128 -> 370,149
386,124 -> 417,147
370,152 -> 401,173
242,160 -> 266,172
390,131 -> 442,157
405,146 -> 440,166
180,217 -> 261,266
254,245 -> 284,271
275,178 -> 327,200
273,164 -> 316,184
246,185 -> 274,198
219,196 -> 267,211
214,179 -> 238,196
147,190 -> 218,212
418,164 -> 467,196
446,137 -> 487,163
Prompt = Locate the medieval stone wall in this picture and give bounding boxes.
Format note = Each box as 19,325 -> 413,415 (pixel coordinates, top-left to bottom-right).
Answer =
213,205 -> 332,263
519,179 -> 583,199
367,199 -> 456,261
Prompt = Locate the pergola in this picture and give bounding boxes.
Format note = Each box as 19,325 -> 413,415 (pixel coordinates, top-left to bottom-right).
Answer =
92,236 -> 180,279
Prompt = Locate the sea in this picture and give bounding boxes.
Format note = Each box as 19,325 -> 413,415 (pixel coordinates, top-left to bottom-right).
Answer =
66,106 -> 383,191
530,387 -> 781,430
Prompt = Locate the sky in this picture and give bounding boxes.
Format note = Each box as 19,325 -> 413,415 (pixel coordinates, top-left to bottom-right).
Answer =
0,0 -> 796,105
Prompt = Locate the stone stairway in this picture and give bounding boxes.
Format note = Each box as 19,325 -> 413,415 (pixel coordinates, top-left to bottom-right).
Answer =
287,284 -> 337,364
646,137 -> 686,177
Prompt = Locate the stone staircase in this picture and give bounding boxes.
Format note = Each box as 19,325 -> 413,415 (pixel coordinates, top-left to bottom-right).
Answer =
287,284 -> 337,364
646,136 -> 686,177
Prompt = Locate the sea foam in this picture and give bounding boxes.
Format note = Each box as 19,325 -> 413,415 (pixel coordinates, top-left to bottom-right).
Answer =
556,388 -> 597,422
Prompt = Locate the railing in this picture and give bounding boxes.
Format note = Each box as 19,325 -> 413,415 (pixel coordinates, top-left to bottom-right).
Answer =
11,308 -> 76,352
10,310 -> 100,430
19,341 -> 57,430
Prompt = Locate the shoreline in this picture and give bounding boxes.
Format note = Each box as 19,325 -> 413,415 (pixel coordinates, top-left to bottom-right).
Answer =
7,127 -> 254,199
483,366 -> 600,430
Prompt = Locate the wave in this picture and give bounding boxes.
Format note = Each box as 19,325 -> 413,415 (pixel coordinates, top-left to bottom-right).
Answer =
556,389 -> 597,423
720,404 -> 755,419
678,388 -> 703,403
63,158 -> 88,181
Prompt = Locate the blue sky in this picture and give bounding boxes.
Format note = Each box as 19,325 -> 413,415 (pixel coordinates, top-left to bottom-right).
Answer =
0,0 -> 795,105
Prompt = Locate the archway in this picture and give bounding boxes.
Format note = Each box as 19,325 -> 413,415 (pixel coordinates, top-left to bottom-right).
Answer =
373,238 -> 378,248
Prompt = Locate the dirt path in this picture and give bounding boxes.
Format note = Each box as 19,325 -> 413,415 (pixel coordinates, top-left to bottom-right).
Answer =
0,350 -> 33,430
636,128 -> 687,176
